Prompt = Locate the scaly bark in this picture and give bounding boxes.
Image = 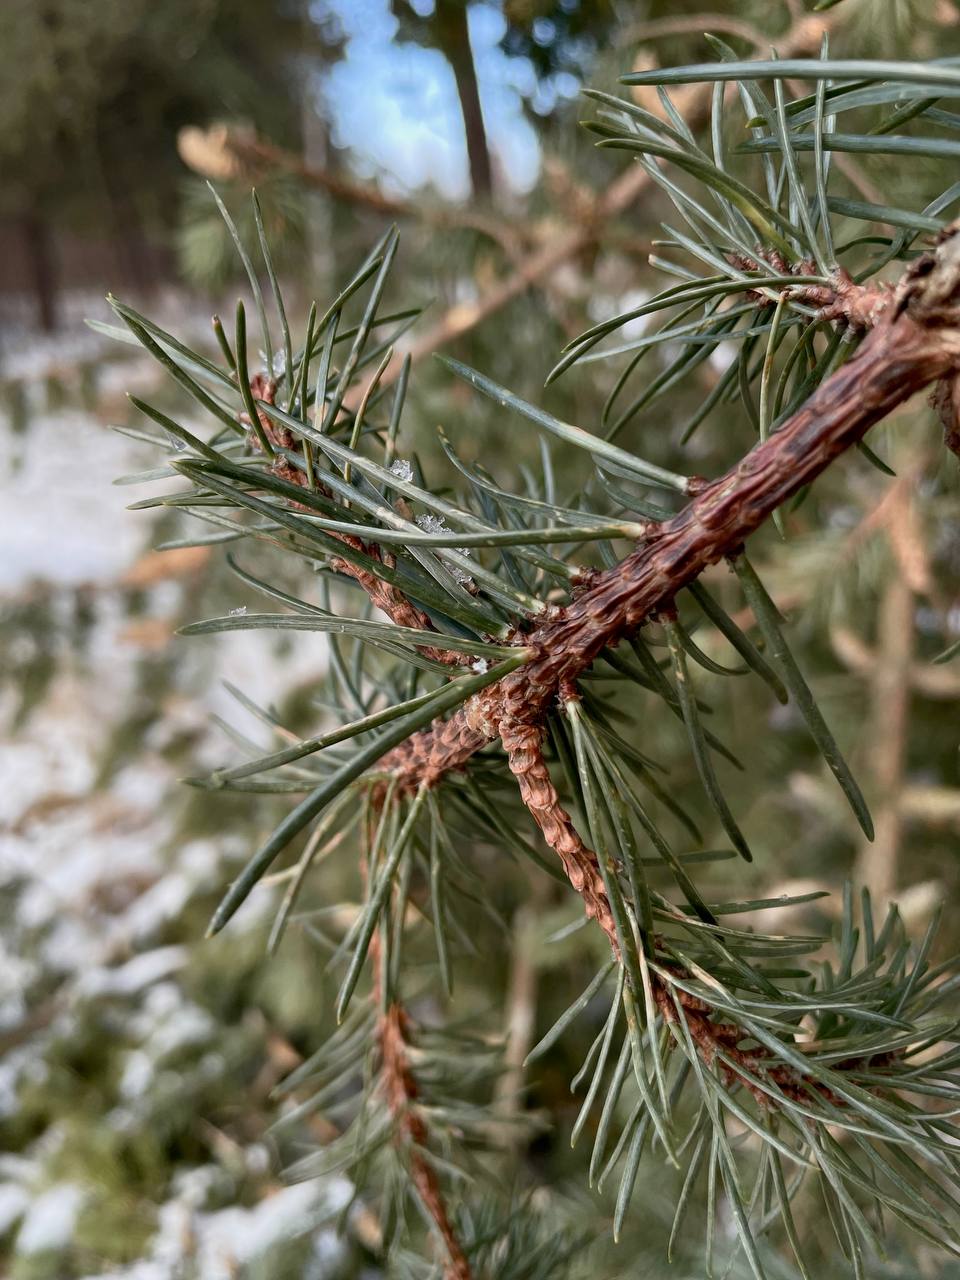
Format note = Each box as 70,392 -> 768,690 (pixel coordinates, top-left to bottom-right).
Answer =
379,224 -> 960,789
367,824 -> 473,1279
377,998 -> 472,1279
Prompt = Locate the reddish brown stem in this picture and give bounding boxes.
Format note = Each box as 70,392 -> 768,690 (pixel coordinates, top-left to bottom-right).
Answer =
381,227 -> 960,789
501,722 -> 618,950
499,731 -> 875,1108
247,374 -> 466,668
378,1001 -> 473,1280
365,816 -> 472,1280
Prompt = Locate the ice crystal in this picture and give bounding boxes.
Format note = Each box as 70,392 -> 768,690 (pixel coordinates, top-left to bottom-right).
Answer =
258,350 -> 287,378
415,514 -> 474,583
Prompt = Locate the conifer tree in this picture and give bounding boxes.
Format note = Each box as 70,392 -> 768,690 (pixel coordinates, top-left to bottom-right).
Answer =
114,46 -> 960,1280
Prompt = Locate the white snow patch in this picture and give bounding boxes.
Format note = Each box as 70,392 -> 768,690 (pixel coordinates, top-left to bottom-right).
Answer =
89,1177 -> 354,1280
80,1266 -> 168,1280
415,513 -> 448,535
0,1183 -> 29,1235
0,943 -> 39,1022
0,408 -> 148,591
192,1179 -> 351,1277
0,1155 -> 37,1182
75,946 -> 187,999
122,873 -> 193,942
119,1050 -> 155,1101
15,1183 -> 84,1253
129,983 -> 214,1059
0,1046 -> 45,1118
170,1163 -> 223,1208
414,513 -> 473,582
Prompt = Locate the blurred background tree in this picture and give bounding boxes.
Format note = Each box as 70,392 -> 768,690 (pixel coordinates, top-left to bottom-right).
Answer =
0,0 -> 306,328
2,2 -> 960,1278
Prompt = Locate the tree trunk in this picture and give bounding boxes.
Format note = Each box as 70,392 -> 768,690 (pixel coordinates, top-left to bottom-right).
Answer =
22,212 -> 57,333
435,0 -> 493,199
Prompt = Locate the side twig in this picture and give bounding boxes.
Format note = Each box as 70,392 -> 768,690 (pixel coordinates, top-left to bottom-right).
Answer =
248,374 -> 466,668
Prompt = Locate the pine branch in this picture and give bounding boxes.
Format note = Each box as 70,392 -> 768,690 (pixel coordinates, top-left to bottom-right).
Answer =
236,232 -> 960,1154
376,234 -> 960,799
114,46 -> 960,1274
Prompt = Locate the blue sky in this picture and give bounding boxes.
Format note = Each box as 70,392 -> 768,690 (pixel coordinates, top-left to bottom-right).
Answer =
317,0 -> 575,199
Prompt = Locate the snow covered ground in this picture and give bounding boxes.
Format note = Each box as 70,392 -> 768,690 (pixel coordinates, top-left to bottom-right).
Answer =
0,304 -> 352,1278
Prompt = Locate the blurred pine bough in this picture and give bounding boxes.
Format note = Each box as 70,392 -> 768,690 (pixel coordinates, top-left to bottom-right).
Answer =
108,43 -> 960,1280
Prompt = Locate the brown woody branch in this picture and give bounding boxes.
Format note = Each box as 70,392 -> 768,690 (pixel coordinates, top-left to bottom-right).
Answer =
502,720 -> 618,947
253,230 -> 960,1115
933,368 -> 960,459
372,229 -> 960,1095
382,227 -> 960,792
225,133 -> 533,262
377,996 -> 472,1280
364,821 -> 472,1279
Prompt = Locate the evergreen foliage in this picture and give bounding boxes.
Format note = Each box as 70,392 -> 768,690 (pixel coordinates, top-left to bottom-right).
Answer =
113,47 -> 960,1280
